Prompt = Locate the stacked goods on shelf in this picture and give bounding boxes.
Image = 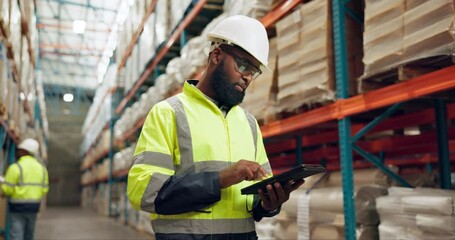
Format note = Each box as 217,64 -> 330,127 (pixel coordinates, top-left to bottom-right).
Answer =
275,0 -> 362,113
19,0 -> 38,65
275,7 -> 304,111
361,0 -> 455,90
403,0 -> 455,62
241,38 -> 277,123
137,14 -> 156,78
112,144 -> 136,173
8,0 -> 21,70
377,187 -> 455,239
95,184 -> 109,216
1,0 -> 47,158
116,182 -> 154,235
256,169 -> 441,239
120,0 -> 193,93
181,36 -> 208,77
81,64 -> 117,155
114,13 -> 229,143
255,169 -> 390,239
223,0 -> 275,19
298,186 -> 386,240
80,129 -> 111,170
0,43 -> 8,118
113,86 -> 160,142
81,186 -> 96,208
80,157 -> 108,185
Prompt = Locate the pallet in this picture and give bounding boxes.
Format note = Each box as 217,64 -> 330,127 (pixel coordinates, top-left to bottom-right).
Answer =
257,100 -> 334,126
359,55 -> 454,93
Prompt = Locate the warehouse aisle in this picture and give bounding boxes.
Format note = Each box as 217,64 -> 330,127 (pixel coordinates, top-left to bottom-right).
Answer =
35,207 -> 153,240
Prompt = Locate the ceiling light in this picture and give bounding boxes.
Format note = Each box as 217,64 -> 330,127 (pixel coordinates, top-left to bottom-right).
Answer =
73,20 -> 86,34
63,93 -> 74,102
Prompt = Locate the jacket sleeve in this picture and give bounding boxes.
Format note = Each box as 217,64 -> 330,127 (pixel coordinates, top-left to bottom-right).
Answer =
154,171 -> 221,214
1,164 -> 19,196
127,102 -> 221,214
251,120 -> 281,221
43,166 -> 49,195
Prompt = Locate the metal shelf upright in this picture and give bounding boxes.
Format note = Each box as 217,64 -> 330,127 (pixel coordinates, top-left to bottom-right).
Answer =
332,1 -> 356,238
0,121 -> 17,240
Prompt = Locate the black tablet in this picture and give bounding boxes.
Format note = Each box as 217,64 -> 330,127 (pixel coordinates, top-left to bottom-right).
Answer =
240,164 -> 326,195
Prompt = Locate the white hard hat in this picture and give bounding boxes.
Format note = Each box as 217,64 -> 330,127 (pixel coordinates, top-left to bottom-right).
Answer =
17,138 -> 39,156
207,15 -> 270,71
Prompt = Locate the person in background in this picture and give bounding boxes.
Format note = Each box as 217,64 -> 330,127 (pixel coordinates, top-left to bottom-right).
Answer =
127,15 -> 304,239
1,138 -> 49,240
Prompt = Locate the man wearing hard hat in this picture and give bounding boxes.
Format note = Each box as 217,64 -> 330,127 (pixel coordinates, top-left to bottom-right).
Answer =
1,138 -> 49,240
127,15 -> 304,239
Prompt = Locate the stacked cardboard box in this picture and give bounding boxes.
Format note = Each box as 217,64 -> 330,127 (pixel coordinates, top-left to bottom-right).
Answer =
275,0 -> 362,113
377,187 -> 455,239
361,0 -> 454,85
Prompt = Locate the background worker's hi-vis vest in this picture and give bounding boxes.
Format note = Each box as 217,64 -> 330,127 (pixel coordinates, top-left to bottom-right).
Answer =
128,81 -> 272,235
2,155 -> 49,210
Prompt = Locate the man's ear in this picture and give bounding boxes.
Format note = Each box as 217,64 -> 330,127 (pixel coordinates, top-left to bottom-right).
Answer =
210,48 -> 222,65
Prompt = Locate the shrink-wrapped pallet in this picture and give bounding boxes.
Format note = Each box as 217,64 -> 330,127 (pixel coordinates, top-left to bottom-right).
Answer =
9,0 -> 21,69
296,186 -> 387,240
362,0 -> 455,81
363,0 -> 405,78
276,0 -> 361,112
155,0 -> 171,46
276,7 -> 304,111
403,0 -> 455,62
301,168 -> 393,190
139,13 -> 156,71
377,187 -> 455,240
170,0 -> 192,29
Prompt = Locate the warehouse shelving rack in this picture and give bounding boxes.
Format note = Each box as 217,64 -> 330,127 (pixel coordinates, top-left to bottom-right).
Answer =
80,0 -> 455,239
0,120 -> 16,240
0,23 -> 35,128
0,1 -> 48,237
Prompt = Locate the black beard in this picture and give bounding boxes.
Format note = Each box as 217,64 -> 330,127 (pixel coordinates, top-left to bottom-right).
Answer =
211,60 -> 245,108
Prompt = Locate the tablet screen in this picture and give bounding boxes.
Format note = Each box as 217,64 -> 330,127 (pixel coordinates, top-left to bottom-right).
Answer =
240,164 -> 326,195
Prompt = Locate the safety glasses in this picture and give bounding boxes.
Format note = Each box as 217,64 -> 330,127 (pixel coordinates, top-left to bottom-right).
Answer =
219,46 -> 262,80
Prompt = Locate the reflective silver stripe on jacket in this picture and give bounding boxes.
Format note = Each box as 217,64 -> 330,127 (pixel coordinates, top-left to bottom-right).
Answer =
243,109 -> 258,159
133,151 -> 232,173
132,151 -> 174,170
261,162 -> 272,174
141,172 -> 169,212
166,96 -> 194,175
152,218 -> 255,234
9,199 -> 42,204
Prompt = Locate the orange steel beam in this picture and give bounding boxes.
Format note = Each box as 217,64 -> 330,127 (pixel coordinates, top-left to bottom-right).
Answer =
266,103 -> 455,154
117,0 -> 157,71
260,0 -> 302,28
261,66 -> 455,138
115,0 -> 208,114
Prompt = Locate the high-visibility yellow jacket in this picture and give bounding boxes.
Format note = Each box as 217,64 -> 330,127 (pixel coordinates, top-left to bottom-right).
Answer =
128,80 -> 274,237
1,155 -> 49,213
